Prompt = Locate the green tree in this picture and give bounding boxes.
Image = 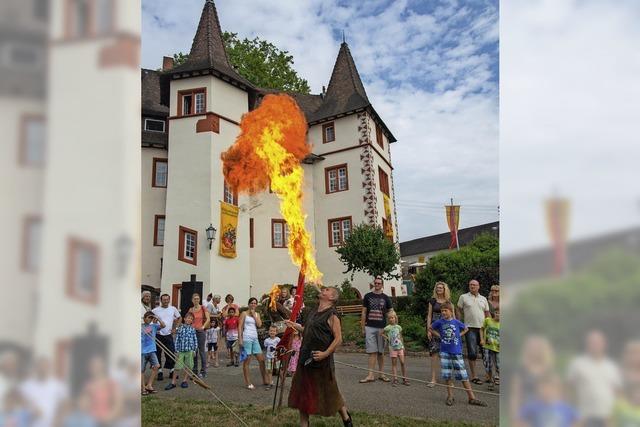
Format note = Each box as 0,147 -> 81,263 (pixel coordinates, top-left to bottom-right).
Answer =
336,224 -> 401,281
223,32 -> 310,93
170,33 -> 310,93
412,232 -> 498,313
338,279 -> 360,300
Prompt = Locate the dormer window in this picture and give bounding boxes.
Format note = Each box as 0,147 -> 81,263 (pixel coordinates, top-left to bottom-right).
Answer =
322,122 -> 335,143
144,118 -> 165,132
178,88 -> 206,116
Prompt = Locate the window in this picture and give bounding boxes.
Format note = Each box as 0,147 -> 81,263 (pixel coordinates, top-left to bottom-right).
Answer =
376,123 -> 384,149
152,158 -> 168,188
22,217 -> 42,272
68,0 -> 91,38
378,167 -> 390,196
20,115 -> 45,167
249,218 -> 254,248
328,217 -> 352,247
325,164 -> 349,193
322,122 -> 335,143
95,0 -> 114,35
66,237 -> 99,304
5,44 -> 43,68
154,215 -> 165,246
178,88 -> 206,116
144,118 -> 165,132
178,226 -> 197,265
223,182 -> 238,206
271,219 -> 290,248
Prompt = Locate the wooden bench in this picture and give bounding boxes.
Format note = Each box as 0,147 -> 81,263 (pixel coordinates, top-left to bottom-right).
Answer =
336,305 -> 362,317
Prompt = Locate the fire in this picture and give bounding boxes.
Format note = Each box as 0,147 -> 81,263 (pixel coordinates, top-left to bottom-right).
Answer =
222,94 -> 322,283
268,284 -> 280,311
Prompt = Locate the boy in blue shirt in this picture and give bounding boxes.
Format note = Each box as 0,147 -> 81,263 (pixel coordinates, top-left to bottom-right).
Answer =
141,311 -> 165,395
429,302 -> 487,407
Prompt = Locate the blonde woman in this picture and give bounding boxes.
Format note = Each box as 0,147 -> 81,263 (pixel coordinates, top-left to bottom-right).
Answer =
426,281 -> 454,387
488,285 -> 500,315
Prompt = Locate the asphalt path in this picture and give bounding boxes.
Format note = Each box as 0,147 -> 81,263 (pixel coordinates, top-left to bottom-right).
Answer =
149,352 -> 499,426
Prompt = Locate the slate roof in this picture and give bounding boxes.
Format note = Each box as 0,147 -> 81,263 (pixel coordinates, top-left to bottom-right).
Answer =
400,222 -> 500,257
141,69 -> 169,116
167,0 -> 253,89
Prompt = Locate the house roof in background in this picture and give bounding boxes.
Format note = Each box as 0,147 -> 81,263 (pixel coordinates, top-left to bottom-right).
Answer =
400,221 -> 499,257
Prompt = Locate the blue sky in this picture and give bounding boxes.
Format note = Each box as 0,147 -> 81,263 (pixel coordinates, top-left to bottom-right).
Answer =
142,0 -> 499,243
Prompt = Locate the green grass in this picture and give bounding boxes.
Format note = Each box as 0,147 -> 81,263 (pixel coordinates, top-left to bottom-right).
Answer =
142,397 -> 486,427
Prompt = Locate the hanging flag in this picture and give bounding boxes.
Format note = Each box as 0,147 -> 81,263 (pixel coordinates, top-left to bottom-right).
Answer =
219,201 -> 239,258
383,194 -> 394,239
545,197 -> 570,275
445,205 -> 460,249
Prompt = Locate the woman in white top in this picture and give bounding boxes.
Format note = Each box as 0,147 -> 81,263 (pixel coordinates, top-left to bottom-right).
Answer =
238,297 -> 268,389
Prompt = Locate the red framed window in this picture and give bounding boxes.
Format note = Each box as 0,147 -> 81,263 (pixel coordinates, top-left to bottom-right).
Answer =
271,219 -> 290,248
152,158 -> 168,188
178,226 -> 197,265
178,88 -> 206,116
322,122 -> 335,143
66,237 -> 99,304
154,215 -> 165,246
328,217 -> 352,247
376,123 -> 384,149
223,181 -> 238,206
325,164 -> 349,194
19,114 -> 46,167
249,218 -> 254,248
22,216 -> 42,272
378,167 -> 390,196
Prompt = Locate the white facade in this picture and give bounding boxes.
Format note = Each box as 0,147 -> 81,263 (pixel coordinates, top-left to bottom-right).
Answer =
142,1 -> 402,303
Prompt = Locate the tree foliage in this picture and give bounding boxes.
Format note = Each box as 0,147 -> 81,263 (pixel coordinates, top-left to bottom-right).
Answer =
412,232 -> 499,312
173,52 -> 188,66
336,224 -> 401,281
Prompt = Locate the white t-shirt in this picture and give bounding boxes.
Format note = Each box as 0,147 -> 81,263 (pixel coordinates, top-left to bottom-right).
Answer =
566,355 -> 621,418
206,327 -> 220,344
21,377 -> 68,427
457,292 -> 489,328
264,337 -> 281,360
152,305 -> 181,336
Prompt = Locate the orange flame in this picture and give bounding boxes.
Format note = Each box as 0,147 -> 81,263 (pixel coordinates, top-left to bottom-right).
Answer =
222,94 -> 322,283
268,284 -> 280,311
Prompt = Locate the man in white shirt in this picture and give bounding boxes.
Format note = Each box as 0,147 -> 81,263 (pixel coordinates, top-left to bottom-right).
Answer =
567,330 -> 621,427
152,294 -> 182,381
20,357 -> 68,427
456,279 -> 490,384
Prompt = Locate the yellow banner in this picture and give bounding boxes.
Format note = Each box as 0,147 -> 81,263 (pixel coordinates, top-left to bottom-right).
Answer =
445,205 -> 460,233
383,194 -> 394,239
219,202 -> 239,258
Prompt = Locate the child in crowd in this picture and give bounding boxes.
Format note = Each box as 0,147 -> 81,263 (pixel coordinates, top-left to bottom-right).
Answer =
207,318 -> 221,368
287,329 -> 302,377
383,311 -> 409,386
519,374 -> 579,427
264,325 -> 281,389
224,307 -> 239,367
141,311 -> 165,395
165,311 -> 198,390
429,302 -> 487,407
480,308 -> 500,391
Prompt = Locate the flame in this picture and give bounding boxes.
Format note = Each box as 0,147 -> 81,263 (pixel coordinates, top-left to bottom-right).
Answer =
222,94 -> 322,283
268,284 -> 280,311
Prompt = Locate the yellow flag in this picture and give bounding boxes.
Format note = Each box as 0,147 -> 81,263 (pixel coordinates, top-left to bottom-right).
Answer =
219,202 -> 239,258
383,194 -> 394,239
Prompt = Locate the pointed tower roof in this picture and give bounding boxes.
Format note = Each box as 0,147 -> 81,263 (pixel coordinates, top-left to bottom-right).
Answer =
309,42 -> 370,122
169,0 -> 253,89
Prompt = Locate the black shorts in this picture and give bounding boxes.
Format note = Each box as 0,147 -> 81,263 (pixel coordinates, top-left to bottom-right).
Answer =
207,342 -> 218,352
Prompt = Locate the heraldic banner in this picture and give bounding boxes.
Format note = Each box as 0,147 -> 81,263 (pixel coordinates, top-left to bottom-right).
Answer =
219,201 -> 239,258
383,194 -> 394,239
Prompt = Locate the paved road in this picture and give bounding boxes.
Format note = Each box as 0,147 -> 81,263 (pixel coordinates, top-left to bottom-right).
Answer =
151,352 -> 499,426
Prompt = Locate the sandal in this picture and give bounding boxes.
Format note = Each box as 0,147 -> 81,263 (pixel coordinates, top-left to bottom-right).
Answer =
144,387 -> 157,394
427,381 -> 436,388
471,378 -> 483,385
247,384 -> 255,390
359,378 -> 375,383
141,389 -> 149,396
403,379 -> 410,386
446,397 -> 454,406
392,379 -> 398,387
493,377 -> 500,385
378,376 -> 391,382
468,398 -> 488,407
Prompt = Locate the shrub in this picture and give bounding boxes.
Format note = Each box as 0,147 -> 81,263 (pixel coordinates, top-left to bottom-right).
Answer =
393,296 -> 412,312
339,279 -> 360,300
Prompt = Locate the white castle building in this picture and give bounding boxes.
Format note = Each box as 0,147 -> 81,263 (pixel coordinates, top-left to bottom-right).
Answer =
142,0 -> 402,305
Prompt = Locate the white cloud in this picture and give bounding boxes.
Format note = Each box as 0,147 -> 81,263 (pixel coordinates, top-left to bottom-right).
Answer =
142,0 -> 499,242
